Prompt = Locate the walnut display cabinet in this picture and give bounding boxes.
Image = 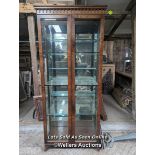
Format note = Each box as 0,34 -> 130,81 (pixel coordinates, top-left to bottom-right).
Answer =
36,5 -> 107,150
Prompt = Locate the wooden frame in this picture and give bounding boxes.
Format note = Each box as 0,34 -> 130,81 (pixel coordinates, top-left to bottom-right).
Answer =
36,6 -> 106,150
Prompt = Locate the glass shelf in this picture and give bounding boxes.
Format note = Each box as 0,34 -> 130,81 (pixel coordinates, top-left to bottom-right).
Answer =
52,39 -> 67,42
47,53 -> 68,55
46,39 -> 98,42
76,52 -> 99,53
49,68 -> 68,70
75,68 -> 96,70
47,114 -> 96,117
45,76 -> 97,86
47,114 -> 68,117
54,34 -> 67,40
46,39 -> 67,42
48,68 -> 96,70
50,91 -> 96,97
76,39 -> 98,43
51,91 -> 68,97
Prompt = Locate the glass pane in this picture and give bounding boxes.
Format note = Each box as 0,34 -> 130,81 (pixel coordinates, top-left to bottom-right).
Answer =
75,20 -> 100,139
75,76 -> 97,85
75,53 -> 98,77
41,19 -> 68,141
42,19 -> 68,84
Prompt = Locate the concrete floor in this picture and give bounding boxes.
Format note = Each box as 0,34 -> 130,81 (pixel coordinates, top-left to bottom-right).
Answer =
101,95 -> 136,131
19,95 -> 136,155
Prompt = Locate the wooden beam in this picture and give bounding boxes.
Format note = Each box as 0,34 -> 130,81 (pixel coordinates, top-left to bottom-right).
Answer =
27,15 -> 39,96
35,3 -> 66,5
19,3 -> 68,13
106,11 -> 130,15
105,34 -> 132,40
19,3 -> 36,14
75,0 -> 81,5
48,0 -> 74,2
105,15 -> 131,20
47,0 -> 75,5
42,0 -> 47,4
131,7 -> 136,120
19,2 -> 68,14
107,0 -> 136,39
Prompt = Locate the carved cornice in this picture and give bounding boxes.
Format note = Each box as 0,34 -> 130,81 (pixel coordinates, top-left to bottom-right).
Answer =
34,6 -> 107,15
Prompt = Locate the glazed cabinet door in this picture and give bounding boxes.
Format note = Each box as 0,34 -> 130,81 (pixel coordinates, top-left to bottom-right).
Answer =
71,17 -> 103,140
38,15 -> 104,143
39,17 -> 71,142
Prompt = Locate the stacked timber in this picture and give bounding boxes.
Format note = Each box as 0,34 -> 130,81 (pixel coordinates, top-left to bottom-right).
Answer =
112,87 -> 132,112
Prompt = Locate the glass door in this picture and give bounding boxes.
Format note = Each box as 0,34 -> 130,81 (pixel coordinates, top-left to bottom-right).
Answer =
73,19 -> 101,139
39,16 -> 103,143
41,18 -> 69,141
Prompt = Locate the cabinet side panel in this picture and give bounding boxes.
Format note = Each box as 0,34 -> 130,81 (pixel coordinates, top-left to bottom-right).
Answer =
37,16 -> 48,142
97,16 -> 104,135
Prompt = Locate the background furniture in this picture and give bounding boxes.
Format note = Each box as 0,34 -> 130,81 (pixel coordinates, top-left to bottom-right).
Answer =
102,64 -> 115,94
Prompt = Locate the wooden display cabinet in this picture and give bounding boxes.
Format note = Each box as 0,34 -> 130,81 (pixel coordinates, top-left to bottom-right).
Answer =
36,5 -> 107,150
